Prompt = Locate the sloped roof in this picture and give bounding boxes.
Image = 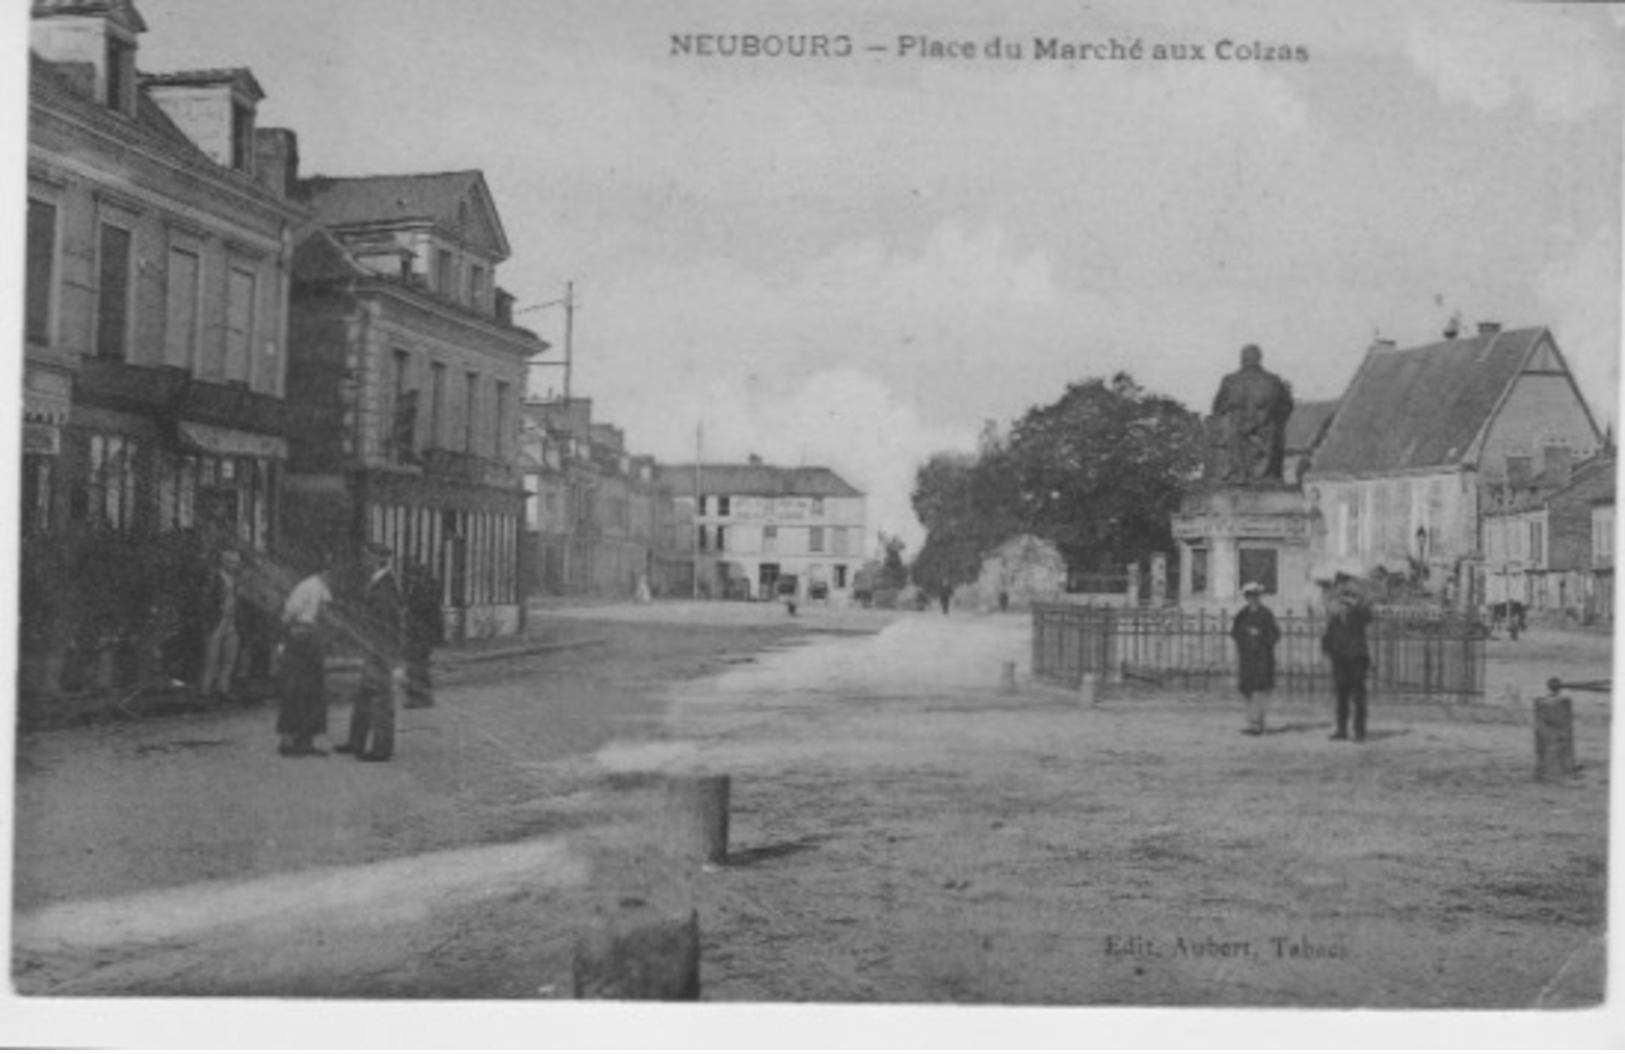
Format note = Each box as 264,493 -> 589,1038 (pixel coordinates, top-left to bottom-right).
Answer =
1285,398 -> 1339,453
31,51 -> 215,159
298,170 -> 511,259
1309,328 -> 1546,476
657,464 -> 864,498
141,67 -> 265,101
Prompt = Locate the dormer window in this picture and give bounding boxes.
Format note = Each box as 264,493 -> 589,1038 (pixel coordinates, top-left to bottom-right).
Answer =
105,34 -> 134,113
231,102 -> 255,172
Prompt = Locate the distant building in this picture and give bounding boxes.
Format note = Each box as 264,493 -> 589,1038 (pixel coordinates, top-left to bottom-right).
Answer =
285,170 -> 546,639
1283,398 -> 1339,485
657,459 -> 867,602
966,534 -> 1067,612
1481,450 -> 1614,621
519,397 -> 663,598
1303,325 -> 1604,608
23,0 -> 305,694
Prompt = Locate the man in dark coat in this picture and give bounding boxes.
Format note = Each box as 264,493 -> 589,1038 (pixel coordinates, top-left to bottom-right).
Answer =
335,543 -> 407,762
1322,575 -> 1374,742
402,559 -> 445,709
1231,581 -> 1280,735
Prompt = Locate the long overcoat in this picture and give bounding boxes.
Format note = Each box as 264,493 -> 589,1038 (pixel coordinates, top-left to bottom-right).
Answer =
1231,603 -> 1280,694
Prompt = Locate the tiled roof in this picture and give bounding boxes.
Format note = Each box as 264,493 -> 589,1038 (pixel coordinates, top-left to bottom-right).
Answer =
1285,398 -> 1339,453
657,464 -> 864,498
140,67 -> 265,101
298,170 -> 511,259
1308,328 -> 1546,476
31,51 -> 209,158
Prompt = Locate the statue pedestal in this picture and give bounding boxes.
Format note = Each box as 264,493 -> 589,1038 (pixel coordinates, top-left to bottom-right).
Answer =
1171,485 -> 1316,615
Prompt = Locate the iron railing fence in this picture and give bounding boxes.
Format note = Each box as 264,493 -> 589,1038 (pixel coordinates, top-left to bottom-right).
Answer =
1032,602 -> 1486,703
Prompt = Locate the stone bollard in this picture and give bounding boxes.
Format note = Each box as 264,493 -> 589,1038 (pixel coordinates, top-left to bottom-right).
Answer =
572,908 -> 701,1000
662,774 -> 731,866
1079,672 -> 1099,707
1000,660 -> 1018,694
1533,679 -> 1577,781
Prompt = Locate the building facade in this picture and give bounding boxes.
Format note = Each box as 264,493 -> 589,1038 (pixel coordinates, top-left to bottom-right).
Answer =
23,0 -> 305,695
1481,451 -> 1615,620
519,398 -> 663,598
1302,325 -> 1603,609
657,460 -> 868,602
284,170 -> 544,639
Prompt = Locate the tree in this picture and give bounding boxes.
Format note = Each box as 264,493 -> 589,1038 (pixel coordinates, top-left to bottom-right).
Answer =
909,422 -> 1023,589
1004,372 -> 1203,571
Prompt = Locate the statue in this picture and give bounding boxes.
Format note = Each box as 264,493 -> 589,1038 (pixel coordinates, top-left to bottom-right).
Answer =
1210,344 -> 1294,485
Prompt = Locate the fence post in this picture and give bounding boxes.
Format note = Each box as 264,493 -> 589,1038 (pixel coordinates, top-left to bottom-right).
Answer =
1533,679 -> 1578,781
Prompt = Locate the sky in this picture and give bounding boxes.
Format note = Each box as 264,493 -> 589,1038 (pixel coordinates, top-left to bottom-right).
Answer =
18,0 -> 1625,554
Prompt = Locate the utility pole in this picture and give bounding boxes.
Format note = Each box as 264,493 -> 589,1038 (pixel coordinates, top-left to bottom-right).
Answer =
563,279 -> 575,401
692,420 -> 702,601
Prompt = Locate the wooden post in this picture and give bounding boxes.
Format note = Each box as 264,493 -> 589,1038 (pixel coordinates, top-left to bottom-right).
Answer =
1533,679 -> 1577,781
572,909 -> 700,1000
1001,660 -> 1017,694
663,774 -> 730,865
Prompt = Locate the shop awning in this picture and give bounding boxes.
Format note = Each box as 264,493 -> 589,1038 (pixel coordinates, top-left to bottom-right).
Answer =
178,422 -> 288,460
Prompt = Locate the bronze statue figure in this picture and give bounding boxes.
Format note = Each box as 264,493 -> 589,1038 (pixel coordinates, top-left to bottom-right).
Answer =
1211,344 -> 1294,485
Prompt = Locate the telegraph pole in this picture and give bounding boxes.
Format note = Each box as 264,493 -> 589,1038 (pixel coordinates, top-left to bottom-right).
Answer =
692,420 -> 702,601
563,280 -> 575,401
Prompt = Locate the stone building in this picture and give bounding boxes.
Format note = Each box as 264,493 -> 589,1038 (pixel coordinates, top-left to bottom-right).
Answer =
657,460 -> 868,602
519,397 -> 663,598
22,0 -> 305,694
1481,450 -> 1615,621
1302,324 -> 1604,609
284,170 -> 545,640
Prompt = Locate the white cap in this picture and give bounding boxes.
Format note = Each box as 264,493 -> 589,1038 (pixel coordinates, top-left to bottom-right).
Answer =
1241,582 -> 1265,595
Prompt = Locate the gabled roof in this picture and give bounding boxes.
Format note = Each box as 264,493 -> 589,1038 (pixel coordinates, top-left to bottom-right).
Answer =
657,464 -> 864,499
1285,398 -> 1339,453
1309,327 -> 1550,476
31,51 -> 220,161
298,170 -> 511,260
141,67 -> 265,101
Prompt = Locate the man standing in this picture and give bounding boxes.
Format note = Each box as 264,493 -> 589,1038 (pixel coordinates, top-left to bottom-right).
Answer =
1322,575 -> 1374,742
278,555 -> 335,757
1231,582 -> 1280,736
402,559 -> 445,710
336,543 -> 407,762
199,548 -> 244,702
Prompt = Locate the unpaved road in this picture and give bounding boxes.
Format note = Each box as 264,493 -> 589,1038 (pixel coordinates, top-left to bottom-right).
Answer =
8,605 -> 1610,1010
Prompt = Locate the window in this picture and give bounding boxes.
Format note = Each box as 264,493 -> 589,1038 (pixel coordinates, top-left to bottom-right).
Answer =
834,565 -> 847,589
468,264 -> 485,309
26,199 -> 56,344
764,525 -> 778,553
231,102 -> 254,172
810,526 -> 825,553
718,495 -> 731,517
697,525 -> 710,551
391,350 -> 415,460
1531,521 -> 1545,568
429,363 -> 446,448
811,497 -> 825,517
22,455 -> 52,535
1191,548 -> 1209,595
464,372 -> 479,453
95,222 -> 132,359
716,526 -> 728,552
105,35 -> 134,112
225,266 -> 257,382
831,527 -> 847,555
82,433 -> 139,531
163,245 -> 201,368
438,249 -> 455,297
494,381 -> 509,460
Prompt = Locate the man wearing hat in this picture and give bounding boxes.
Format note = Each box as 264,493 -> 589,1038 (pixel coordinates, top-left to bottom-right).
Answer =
336,542 -> 407,762
1231,581 -> 1280,735
1321,574 -> 1374,742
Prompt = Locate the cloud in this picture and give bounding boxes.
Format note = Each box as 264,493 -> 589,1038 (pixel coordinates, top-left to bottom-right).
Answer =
1536,228 -> 1622,427
1404,2 -> 1619,122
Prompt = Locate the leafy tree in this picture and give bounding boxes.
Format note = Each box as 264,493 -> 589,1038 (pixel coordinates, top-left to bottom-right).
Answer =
1005,372 -> 1203,571
909,422 -> 1025,589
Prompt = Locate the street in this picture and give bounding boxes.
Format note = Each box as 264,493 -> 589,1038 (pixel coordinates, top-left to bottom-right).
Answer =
9,604 -> 1611,1007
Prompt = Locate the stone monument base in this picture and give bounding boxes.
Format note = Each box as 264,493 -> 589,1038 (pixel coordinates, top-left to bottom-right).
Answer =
1171,485 -> 1317,615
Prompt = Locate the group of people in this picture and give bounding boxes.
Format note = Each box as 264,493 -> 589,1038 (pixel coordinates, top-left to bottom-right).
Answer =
274,543 -> 446,761
1229,574 -> 1374,742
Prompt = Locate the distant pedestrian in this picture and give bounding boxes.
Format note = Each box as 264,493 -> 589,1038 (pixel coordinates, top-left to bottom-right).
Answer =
938,580 -> 953,615
1231,582 -> 1279,736
1322,574 -> 1374,743
998,589 -> 1010,614
335,543 -> 407,762
199,548 -> 244,702
277,557 -> 335,757
402,559 -> 444,709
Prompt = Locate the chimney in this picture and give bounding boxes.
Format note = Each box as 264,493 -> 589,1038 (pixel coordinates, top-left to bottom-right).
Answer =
1478,321 -> 1502,336
495,288 -> 515,326
1505,453 -> 1533,488
1443,314 -> 1462,340
31,2 -> 145,115
253,127 -> 298,198
1543,443 -> 1573,486
748,454 -> 763,466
